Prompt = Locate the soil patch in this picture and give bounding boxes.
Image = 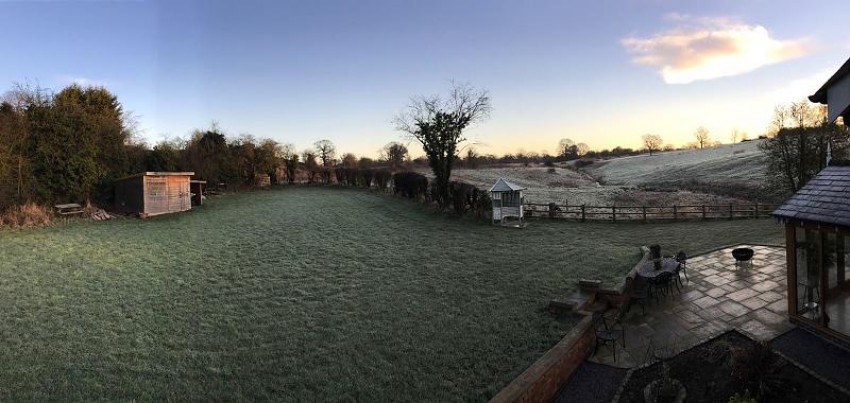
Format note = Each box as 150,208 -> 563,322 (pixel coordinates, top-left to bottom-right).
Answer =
618,330 -> 848,402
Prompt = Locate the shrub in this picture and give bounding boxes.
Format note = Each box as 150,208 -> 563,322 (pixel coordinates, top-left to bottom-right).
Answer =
547,167 -> 556,174
574,159 -> 594,168
729,340 -> 786,399
392,172 -> 428,200
373,170 -> 391,191
0,202 -> 52,229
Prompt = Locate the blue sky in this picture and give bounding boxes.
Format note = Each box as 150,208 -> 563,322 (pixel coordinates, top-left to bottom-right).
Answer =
1,0 -> 848,158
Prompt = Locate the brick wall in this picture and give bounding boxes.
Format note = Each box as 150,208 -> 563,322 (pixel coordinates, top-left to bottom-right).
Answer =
488,315 -> 595,403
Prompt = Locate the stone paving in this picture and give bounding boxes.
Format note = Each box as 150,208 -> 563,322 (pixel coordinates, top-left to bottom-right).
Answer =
590,244 -> 794,368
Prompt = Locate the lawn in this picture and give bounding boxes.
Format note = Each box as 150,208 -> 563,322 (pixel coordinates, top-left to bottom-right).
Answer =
0,187 -> 784,401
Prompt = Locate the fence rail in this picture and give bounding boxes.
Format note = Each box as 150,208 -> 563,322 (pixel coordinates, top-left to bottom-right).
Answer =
523,203 -> 777,222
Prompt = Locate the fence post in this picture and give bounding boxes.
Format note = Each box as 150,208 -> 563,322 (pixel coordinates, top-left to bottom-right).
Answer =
702,205 -> 706,220
673,205 -> 678,221
581,205 -> 586,222
729,203 -> 733,220
612,206 -> 616,223
642,206 -> 647,222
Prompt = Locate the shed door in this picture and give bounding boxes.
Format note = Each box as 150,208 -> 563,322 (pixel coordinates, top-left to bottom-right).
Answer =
166,177 -> 189,212
146,176 -> 168,214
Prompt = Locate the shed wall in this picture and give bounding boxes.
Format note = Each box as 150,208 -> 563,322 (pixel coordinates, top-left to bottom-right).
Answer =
114,176 -> 145,214
143,175 -> 191,216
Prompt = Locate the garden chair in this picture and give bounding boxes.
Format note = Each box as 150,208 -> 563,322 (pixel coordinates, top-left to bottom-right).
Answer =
675,251 -> 689,285
593,311 -> 625,361
625,275 -> 650,315
648,271 -> 676,300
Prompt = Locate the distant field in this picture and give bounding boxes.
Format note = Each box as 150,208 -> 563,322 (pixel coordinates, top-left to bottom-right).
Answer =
586,140 -> 766,186
0,187 -> 784,401
432,140 -> 770,206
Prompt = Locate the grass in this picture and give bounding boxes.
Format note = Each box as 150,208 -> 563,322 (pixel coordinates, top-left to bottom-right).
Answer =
0,186 -> 785,401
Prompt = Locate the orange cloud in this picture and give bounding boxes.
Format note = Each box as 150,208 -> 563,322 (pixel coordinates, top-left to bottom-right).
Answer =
622,16 -> 810,84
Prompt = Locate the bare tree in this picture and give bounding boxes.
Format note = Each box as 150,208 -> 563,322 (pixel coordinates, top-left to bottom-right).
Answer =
394,82 -> 491,208
694,126 -> 710,149
313,139 -> 336,167
730,129 -> 740,144
557,138 -> 575,158
575,142 -> 590,157
381,141 -> 408,168
642,134 -> 663,156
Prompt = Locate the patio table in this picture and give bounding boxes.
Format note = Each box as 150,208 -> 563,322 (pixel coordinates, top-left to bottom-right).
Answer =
636,257 -> 680,278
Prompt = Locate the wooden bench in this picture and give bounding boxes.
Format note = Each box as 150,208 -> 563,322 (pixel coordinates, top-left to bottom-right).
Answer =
54,203 -> 85,216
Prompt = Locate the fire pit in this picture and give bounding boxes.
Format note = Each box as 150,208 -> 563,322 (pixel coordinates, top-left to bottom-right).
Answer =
731,248 -> 754,267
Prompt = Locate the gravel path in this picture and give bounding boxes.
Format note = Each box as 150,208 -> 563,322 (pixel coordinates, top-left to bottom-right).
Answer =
773,328 -> 850,392
553,361 -> 627,403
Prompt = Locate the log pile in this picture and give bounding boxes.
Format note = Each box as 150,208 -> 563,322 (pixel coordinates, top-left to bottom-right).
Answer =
90,209 -> 118,221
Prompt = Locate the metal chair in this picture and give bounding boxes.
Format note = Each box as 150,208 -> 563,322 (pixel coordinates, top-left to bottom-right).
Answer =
648,271 -> 677,299
626,275 -> 650,315
593,311 -> 625,360
675,251 -> 688,285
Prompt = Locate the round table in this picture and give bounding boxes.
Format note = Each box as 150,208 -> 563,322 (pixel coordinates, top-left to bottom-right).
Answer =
636,258 -> 680,278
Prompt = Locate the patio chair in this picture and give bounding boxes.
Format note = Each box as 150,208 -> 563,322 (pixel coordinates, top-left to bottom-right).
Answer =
675,251 -> 689,285
626,275 -> 650,315
593,311 -> 625,361
648,271 -> 676,299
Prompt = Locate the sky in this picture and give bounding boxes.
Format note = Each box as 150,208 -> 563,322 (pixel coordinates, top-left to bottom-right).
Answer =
1,0 -> 849,158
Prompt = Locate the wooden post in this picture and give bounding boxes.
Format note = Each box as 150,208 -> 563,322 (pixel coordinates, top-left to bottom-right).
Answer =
642,206 -> 647,222
612,206 -> 616,223
729,203 -> 733,220
581,205 -> 586,222
702,205 -> 707,220
673,205 -> 678,221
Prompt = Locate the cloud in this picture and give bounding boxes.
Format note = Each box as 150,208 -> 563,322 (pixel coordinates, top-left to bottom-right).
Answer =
764,69 -> 833,104
621,16 -> 811,84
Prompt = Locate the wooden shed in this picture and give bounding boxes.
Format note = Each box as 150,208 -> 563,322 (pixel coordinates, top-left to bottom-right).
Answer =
114,172 -> 194,217
490,178 -> 526,224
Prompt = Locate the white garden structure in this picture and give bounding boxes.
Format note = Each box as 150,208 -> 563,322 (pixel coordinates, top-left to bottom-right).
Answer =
490,178 -> 526,224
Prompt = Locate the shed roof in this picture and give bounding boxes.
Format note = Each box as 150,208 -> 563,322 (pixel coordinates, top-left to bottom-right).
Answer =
809,56 -> 850,104
114,172 -> 195,182
773,163 -> 850,227
489,178 -> 526,192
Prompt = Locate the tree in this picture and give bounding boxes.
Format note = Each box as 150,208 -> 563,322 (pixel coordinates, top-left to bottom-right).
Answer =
575,142 -> 590,158
340,152 -> 357,168
760,100 -> 845,194
557,138 -> 575,159
395,83 -> 491,208
730,129 -> 741,144
381,141 -> 408,168
642,134 -> 663,156
314,139 -> 336,167
280,143 -> 299,184
694,126 -> 710,149
301,150 -> 319,183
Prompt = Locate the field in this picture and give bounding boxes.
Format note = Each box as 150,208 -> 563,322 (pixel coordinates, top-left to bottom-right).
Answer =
0,187 -> 784,401
441,140 -> 770,206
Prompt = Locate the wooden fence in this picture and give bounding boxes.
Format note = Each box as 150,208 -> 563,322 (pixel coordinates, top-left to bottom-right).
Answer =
523,203 -> 777,222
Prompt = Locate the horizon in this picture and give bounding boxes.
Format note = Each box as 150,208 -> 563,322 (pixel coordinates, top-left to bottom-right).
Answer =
1,0 -> 848,158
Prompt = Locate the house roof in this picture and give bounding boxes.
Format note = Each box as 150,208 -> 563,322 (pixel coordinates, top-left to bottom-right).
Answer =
773,164 -> 850,227
489,178 -> 526,192
809,56 -> 850,104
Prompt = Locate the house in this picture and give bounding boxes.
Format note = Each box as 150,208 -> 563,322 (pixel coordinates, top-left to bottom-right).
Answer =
114,172 -> 194,218
773,56 -> 850,343
809,56 -> 850,123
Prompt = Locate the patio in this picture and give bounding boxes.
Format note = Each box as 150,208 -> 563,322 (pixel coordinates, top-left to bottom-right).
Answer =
590,244 -> 794,368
